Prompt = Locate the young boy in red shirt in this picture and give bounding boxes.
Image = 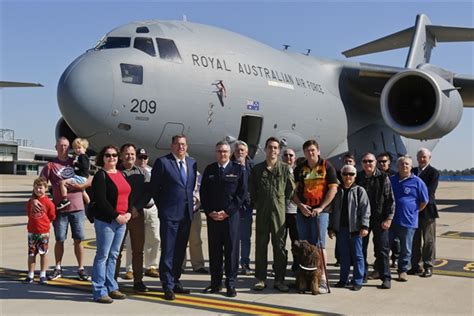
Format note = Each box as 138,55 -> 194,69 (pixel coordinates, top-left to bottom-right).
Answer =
25,178 -> 56,284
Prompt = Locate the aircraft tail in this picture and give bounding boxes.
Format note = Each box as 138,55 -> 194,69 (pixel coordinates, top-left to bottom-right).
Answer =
342,14 -> 474,69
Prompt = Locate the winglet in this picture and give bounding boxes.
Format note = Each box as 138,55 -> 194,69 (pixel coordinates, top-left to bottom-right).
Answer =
342,14 -> 474,69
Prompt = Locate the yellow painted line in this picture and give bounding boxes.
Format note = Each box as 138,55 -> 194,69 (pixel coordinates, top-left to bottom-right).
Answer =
3,269 -> 320,315
434,270 -> 474,278
439,236 -> 474,240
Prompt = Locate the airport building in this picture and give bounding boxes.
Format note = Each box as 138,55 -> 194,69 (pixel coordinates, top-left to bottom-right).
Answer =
0,129 -> 56,175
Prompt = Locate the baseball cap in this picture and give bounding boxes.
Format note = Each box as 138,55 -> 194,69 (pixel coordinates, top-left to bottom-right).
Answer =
137,148 -> 148,159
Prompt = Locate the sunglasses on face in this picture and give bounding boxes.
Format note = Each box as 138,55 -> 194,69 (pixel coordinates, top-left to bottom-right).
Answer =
342,172 -> 356,176
104,153 -> 118,158
283,153 -> 294,157
378,160 -> 388,163
138,156 -> 148,160
362,159 -> 375,164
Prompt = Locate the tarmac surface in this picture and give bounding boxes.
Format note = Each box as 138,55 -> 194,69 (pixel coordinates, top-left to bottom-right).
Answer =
0,174 -> 473,315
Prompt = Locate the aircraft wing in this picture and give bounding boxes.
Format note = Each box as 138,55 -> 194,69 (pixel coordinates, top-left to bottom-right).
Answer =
0,81 -> 43,88
341,63 -> 474,108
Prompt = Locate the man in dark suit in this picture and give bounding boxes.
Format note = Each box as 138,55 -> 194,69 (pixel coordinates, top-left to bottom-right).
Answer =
151,134 -> 197,300
200,141 -> 246,297
410,148 -> 440,278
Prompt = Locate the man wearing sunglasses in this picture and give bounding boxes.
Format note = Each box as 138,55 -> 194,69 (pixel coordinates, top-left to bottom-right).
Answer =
377,152 -> 395,176
357,153 -> 395,289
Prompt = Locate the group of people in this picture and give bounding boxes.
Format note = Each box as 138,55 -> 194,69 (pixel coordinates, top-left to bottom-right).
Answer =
24,134 -> 439,303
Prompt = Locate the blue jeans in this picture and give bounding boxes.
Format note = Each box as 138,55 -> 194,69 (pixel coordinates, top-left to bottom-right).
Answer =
337,227 -> 364,285
53,210 -> 85,241
239,208 -> 253,266
92,219 -> 126,300
392,224 -> 416,273
296,212 -> 329,248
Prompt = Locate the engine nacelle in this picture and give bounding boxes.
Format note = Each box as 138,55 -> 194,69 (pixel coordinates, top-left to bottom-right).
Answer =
55,117 -> 78,144
380,69 -> 463,140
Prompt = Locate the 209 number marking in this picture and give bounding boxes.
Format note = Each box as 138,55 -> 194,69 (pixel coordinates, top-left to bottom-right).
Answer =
130,99 -> 157,114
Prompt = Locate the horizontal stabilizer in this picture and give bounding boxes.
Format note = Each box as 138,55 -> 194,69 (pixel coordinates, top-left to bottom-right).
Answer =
342,14 -> 474,69
342,27 -> 414,58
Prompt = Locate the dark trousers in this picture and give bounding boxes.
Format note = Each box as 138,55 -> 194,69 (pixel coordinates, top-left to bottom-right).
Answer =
363,220 -> 391,281
285,213 -> 299,271
411,217 -> 436,270
115,212 -> 145,282
207,213 -> 240,288
159,216 -> 191,290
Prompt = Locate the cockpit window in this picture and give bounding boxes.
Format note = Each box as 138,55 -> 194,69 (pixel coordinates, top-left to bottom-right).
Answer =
156,38 -> 182,63
134,37 -> 156,57
136,26 -> 150,33
120,63 -> 143,85
96,37 -> 131,50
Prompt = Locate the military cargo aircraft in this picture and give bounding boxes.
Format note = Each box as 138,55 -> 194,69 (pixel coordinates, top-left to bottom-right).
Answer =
56,14 -> 473,166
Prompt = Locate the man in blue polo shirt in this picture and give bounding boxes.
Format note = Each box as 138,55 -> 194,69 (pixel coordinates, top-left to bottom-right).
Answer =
390,155 -> 428,282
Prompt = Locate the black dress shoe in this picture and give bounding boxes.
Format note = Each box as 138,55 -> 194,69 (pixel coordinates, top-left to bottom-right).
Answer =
203,285 -> 222,294
194,267 -> 209,274
407,268 -> 423,275
173,284 -> 191,294
421,268 -> 432,277
226,287 -> 237,297
164,289 -> 175,301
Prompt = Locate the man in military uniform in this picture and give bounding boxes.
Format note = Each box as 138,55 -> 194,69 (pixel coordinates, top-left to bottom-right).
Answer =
250,137 -> 295,292
200,141 -> 246,297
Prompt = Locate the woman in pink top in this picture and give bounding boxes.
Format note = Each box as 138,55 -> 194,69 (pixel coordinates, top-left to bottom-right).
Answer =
90,145 -> 132,304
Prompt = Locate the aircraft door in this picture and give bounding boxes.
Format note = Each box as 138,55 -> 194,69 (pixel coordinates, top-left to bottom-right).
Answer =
155,122 -> 185,150
238,115 -> 263,158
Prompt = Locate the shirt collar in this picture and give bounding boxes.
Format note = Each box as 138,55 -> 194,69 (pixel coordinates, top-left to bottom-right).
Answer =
172,153 -> 186,164
219,160 -> 230,169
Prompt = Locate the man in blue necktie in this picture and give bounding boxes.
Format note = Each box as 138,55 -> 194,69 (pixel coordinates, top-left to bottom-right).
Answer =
151,135 -> 197,300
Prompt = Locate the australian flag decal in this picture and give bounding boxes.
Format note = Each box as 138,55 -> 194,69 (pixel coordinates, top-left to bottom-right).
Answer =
246,100 -> 260,111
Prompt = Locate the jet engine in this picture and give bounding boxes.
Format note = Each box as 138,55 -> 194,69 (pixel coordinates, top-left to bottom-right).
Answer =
380,69 -> 463,140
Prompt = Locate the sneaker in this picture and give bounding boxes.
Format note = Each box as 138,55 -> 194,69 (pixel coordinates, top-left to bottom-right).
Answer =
133,281 -> 149,292
398,272 -> 408,282
122,270 -> 133,280
109,290 -> 126,299
253,280 -> 266,291
367,270 -> 380,280
241,264 -> 253,276
56,199 -> 71,210
144,267 -> 159,278
319,280 -> 329,294
48,268 -> 62,280
23,276 -> 34,284
39,276 -> 48,285
78,269 -> 90,281
95,295 -> 113,304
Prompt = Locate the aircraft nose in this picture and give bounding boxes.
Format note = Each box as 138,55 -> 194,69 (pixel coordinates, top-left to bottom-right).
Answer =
57,52 -> 114,137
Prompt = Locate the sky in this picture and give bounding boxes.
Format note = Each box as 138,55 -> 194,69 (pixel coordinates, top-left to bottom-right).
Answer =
1,0 -> 472,170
